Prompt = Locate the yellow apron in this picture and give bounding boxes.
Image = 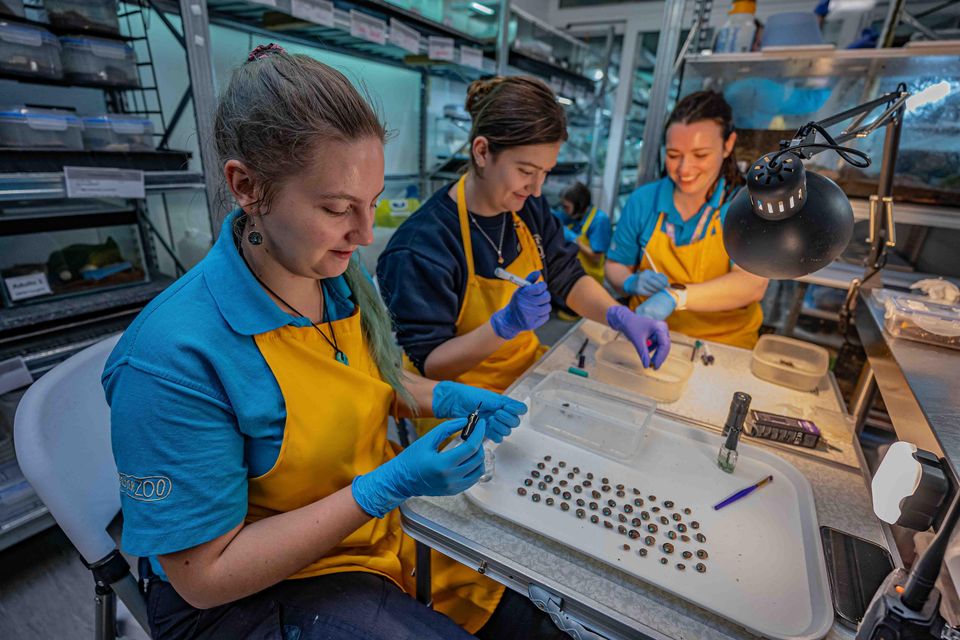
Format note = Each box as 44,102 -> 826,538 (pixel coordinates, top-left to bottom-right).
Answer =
248,307 -> 504,633
572,206 -> 604,283
410,176 -> 547,436
630,210 -> 763,349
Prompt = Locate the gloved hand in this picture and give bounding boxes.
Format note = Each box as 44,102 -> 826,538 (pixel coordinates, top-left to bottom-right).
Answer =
606,305 -> 670,369
623,270 -> 670,297
352,418 -> 487,518
563,227 -> 579,244
432,381 -> 528,443
490,271 -> 551,340
636,290 -> 677,322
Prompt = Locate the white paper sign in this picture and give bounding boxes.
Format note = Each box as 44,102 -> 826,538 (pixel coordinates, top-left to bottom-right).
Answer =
459,45 -> 484,70
252,0 -> 278,6
390,19 -> 420,54
291,0 -> 334,27
428,36 -> 455,61
64,166 -> 145,199
350,11 -> 387,45
4,272 -> 52,302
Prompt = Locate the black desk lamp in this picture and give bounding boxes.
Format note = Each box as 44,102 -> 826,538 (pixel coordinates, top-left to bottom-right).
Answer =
723,84 -> 910,279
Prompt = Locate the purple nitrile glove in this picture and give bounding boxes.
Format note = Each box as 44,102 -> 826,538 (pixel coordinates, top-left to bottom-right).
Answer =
623,270 -> 670,297
636,289 -> 677,321
606,304 -> 671,370
490,271 -> 551,340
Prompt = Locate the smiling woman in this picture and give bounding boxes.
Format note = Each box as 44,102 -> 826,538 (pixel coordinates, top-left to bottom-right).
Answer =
605,90 -> 769,349
377,75 -> 670,417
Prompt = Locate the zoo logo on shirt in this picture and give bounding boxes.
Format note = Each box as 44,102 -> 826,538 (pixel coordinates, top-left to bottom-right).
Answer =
119,472 -> 172,502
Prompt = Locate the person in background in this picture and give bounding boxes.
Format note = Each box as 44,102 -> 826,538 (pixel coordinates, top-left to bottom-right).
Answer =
102,45 -> 561,640
605,90 -> 769,349
553,181 -> 611,286
378,76 -> 670,407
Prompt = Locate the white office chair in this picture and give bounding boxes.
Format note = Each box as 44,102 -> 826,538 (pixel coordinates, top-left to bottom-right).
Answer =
14,333 -> 150,640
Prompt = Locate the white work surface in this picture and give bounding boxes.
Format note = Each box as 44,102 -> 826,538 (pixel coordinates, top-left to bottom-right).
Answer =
570,322 -> 858,470
401,320 -> 893,640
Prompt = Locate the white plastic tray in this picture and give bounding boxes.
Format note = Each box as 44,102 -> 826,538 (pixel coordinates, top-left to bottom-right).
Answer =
467,388 -> 832,640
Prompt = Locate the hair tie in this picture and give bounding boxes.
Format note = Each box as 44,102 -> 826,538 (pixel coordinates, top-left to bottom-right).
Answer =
247,43 -> 285,62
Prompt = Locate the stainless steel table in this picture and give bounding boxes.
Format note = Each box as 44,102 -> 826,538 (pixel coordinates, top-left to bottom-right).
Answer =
402,320 -> 895,639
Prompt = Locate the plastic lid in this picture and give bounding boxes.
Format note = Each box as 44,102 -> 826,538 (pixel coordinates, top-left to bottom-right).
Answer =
729,1 -> 756,14
0,21 -> 58,47
82,114 -> 152,134
0,107 -> 80,130
60,36 -> 133,59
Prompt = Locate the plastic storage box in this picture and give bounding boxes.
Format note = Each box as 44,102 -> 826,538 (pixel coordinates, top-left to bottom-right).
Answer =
0,106 -> 82,149
593,338 -> 695,403
44,0 -> 120,35
529,371 -> 656,462
0,21 -> 62,79
81,114 -> 154,151
0,0 -> 25,19
883,295 -> 960,350
0,223 -> 147,307
60,36 -> 137,87
751,335 -> 828,392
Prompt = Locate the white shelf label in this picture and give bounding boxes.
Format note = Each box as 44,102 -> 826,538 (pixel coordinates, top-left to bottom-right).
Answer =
390,19 -> 420,54
428,36 -> 455,62
4,272 -> 52,302
251,0 -> 278,6
351,11 -> 387,45
459,45 -> 484,70
64,166 -> 145,199
0,357 -> 33,395
291,0 -> 334,28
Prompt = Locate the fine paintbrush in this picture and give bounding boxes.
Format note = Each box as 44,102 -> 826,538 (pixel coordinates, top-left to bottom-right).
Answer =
713,475 -> 773,510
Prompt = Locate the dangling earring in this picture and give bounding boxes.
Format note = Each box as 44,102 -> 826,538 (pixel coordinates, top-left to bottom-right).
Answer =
247,220 -> 263,246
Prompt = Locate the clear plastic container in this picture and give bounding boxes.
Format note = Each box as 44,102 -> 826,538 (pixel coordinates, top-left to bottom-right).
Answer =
751,335 -> 829,391
44,0 -> 120,35
0,0 -> 25,19
0,106 -> 82,149
883,295 -> 960,350
529,371 -> 656,462
81,114 -> 154,151
593,338 -> 694,403
0,21 -> 62,79
59,35 -> 137,87
0,223 -> 148,306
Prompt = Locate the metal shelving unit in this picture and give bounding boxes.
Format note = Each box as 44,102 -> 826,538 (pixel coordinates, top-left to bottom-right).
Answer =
0,0 -> 213,549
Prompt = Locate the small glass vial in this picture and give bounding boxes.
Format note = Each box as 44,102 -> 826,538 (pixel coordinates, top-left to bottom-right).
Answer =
718,392 -> 751,473
479,445 -> 495,482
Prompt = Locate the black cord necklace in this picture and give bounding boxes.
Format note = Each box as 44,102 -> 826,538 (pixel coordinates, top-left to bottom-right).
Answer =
240,251 -> 348,366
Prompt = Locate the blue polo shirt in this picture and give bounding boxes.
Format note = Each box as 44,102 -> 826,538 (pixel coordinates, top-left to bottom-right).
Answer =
608,177 -> 736,267
102,209 -> 356,574
552,207 -> 612,254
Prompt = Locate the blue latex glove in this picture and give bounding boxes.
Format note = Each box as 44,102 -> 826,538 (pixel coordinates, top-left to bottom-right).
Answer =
813,0 -> 829,17
490,271 -> 551,340
432,380 -> 528,443
563,226 -> 579,244
352,417 -> 487,518
606,305 -> 670,370
623,270 -> 670,297
636,290 -> 677,322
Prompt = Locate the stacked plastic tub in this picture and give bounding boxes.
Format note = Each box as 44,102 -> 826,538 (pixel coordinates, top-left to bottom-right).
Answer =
0,20 -> 62,79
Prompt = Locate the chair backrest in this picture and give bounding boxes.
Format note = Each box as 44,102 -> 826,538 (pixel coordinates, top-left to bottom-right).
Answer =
14,334 -> 122,565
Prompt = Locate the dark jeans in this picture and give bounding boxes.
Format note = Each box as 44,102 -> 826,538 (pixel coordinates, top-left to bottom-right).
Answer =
146,571 -> 569,640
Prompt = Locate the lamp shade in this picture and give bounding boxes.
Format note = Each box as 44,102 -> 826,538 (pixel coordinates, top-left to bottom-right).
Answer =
723,171 -> 854,279
872,441 -> 950,530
